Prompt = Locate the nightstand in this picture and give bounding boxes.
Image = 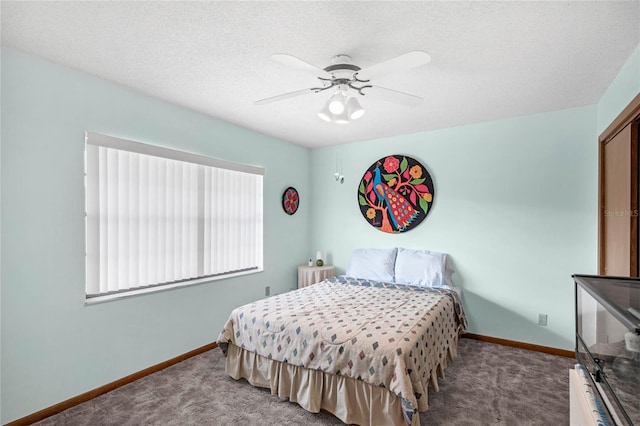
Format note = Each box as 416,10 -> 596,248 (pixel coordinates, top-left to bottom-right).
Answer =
297,265 -> 335,288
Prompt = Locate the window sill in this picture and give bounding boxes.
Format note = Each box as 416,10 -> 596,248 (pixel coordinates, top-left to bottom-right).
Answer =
84,268 -> 264,305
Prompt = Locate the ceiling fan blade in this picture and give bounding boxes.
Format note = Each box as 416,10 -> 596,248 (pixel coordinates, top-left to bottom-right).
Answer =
271,54 -> 331,78
361,85 -> 424,107
254,88 -> 316,105
357,51 -> 431,81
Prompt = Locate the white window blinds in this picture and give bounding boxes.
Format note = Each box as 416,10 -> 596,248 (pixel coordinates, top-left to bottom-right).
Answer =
85,132 -> 264,298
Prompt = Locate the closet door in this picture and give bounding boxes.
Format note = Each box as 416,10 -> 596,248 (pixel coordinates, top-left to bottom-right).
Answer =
599,122 -> 638,276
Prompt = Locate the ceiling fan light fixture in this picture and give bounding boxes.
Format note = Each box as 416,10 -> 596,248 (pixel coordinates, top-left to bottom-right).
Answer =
346,97 -> 365,120
328,93 -> 346,114
256,52 -> 430,125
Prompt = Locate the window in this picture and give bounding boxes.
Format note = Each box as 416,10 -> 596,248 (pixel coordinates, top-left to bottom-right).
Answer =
85,132 -> 264,301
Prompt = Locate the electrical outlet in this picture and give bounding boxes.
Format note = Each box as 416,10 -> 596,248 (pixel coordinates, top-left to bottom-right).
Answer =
538,313 -> 548,326
265,286 -> 270,296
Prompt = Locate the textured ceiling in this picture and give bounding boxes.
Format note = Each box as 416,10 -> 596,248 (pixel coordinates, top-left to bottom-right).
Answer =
2,1 -> 639,148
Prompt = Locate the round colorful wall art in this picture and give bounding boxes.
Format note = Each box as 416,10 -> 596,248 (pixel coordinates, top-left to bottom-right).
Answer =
357,155 -> 434,233
282,186 -> 300,215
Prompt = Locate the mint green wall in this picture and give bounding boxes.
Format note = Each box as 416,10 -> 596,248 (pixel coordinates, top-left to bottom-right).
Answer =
0,49 -> 310,423
0,48 -> 3,424
310,105 -> 598,351
597,42 -> 640,134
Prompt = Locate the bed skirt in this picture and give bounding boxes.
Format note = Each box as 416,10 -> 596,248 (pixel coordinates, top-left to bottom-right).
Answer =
224,338 -> 459,426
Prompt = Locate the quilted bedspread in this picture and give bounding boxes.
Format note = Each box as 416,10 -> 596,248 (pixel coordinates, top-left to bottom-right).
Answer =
218,276 -> 467,424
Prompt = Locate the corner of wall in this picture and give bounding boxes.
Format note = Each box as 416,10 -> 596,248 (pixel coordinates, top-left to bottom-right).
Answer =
597,42 -> 640,134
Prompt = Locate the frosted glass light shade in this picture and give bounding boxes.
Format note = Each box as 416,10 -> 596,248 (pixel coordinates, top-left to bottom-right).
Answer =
317,105 -> 332,122
328,93 -> 346,114
334,108 -> 349,124
347,97 -> 365,120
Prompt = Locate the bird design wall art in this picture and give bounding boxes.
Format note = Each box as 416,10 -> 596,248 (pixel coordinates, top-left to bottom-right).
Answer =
358,155 -> 434,233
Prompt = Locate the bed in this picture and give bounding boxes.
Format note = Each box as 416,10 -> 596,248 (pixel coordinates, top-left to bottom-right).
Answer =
217,248 -> 467,425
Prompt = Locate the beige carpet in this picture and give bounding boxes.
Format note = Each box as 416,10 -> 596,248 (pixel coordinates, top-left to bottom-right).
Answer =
34,338 -> 575,425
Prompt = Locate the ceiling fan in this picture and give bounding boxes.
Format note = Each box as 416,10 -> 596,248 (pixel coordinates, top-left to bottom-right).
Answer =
254,51 -> 431,123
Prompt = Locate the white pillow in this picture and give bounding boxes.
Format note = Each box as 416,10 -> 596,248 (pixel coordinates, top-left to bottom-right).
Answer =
394,248 -> 454,287
424,250 -> 455,287
345,248 -> 397,282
